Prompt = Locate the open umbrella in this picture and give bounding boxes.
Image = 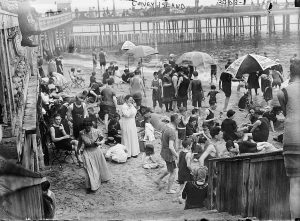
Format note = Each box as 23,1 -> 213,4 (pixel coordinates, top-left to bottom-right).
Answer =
125,45 -> 158,58
121,41 -> 135,68
176,51 -> 216,67
125,45 -> 159,84
121,41 -> 135,51
226,54 -> 278,78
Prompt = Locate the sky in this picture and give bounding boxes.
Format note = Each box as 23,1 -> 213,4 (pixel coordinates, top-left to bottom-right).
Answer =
30,0 -> 291,13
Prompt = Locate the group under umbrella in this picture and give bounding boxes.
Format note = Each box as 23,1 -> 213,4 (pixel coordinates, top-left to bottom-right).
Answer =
225,54 -> 278,78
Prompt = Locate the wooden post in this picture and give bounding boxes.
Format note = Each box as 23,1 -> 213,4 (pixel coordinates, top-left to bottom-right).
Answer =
2,29 -> 16,131
250,16 -> 252,35
283,15 -> 286,33
216,18 -> 218,38
147,22 -> 150,33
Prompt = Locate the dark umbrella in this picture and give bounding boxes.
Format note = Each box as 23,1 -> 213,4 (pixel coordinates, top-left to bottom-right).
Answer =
226,54 -> 277,79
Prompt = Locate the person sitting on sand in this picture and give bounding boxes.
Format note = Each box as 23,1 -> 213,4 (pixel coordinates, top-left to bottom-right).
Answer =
182,166 -> 208,210
106,113 -> 121,145
41,178 -> 56,219
142,144 -> 159,169
242,109 -> 270,142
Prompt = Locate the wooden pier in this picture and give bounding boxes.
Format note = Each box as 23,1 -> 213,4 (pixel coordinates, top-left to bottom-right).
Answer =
71,8 -> 300,49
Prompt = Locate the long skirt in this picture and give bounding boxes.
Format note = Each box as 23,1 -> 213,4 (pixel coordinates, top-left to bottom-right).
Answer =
82,147 -> 111,191
120,117 -> 140,157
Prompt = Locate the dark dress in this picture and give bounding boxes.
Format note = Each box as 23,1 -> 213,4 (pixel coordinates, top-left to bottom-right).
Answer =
252,117 -> 269,142
178,152 -> 193,184
221,118 -> 238,142
177,77 -> 190,108
72,104 -> 84,139
247,72 -> 260,89
162,75 -> 174,103
177,117 -> 186,140
220,72 -> 232,97
182,182 -> 208,210
206,109 -> 215,129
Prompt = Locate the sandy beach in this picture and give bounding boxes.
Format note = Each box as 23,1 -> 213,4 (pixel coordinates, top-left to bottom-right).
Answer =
41,52 -> 284,220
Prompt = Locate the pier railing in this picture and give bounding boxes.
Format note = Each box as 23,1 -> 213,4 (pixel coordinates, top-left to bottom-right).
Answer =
72,3 -> 292,20
208,150 -> 290,220
38,12 -> 73,31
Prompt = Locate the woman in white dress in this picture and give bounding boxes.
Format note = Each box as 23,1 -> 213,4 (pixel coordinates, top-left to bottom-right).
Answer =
120,95 -> 140,158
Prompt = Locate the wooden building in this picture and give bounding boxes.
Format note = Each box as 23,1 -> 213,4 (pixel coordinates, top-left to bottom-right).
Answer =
0,155 -> 44,219
208,151 -> 290,220
0,8 -> 42,171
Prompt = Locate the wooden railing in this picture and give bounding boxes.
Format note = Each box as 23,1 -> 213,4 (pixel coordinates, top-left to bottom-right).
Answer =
38,12 -> 73,31
208,150 -> 290,220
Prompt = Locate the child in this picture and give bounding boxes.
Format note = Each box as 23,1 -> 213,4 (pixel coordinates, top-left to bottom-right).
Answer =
144,115 -> 155,142
142,144 -> 159,169
75,68 -> 85,82
177,138 -> 193,204
89,71 -> 97,87
238,92 -> 249,111
262,74 -> 273,107
87,107 -> 98,129
207,85 -> 219,104
41,178 -> 56,219
113,66 -> 122,85
150,72 -> 163,110
202,122 -> 212,140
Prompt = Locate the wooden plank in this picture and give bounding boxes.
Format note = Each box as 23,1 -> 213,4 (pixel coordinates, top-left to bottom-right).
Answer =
0,30 -> 14,129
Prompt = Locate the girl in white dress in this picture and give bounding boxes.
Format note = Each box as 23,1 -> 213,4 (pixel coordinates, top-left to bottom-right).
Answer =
120,95 -> 140,158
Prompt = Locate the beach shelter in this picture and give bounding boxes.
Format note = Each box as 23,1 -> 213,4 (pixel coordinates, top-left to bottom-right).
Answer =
121,41 -> 135,68
226,54 -> 277,78
176,51 -> 216,68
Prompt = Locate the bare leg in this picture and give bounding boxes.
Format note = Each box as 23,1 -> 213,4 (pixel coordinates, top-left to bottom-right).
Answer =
223,97 -> 230,112
290,177 -> 300,219
177,182 -> 187,203
167,170 -> 176,193
104,114 -> 109,131
155,169 -> 169,187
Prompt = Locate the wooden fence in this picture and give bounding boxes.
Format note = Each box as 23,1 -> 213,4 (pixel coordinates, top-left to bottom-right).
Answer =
208,150 -> 290,220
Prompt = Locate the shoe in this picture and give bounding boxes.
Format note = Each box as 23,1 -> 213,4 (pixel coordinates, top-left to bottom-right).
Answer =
166,189 -> 177,194
86,188 -> 96,194
132,155 -> 138,158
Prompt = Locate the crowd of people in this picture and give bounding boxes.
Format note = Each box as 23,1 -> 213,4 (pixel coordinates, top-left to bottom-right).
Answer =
37,49 -> 300,218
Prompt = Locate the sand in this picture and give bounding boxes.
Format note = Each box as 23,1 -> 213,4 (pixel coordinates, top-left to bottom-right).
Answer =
41,52 -> 283,220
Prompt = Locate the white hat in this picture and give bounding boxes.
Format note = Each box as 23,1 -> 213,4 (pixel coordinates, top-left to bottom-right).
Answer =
275,59 -> 280,63
169,54 -> 175,57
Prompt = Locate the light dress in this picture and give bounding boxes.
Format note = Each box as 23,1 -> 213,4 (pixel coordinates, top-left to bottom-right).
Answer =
120,102 -> 140,157
144,122 -> 155,142
78,128 -> 111,191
